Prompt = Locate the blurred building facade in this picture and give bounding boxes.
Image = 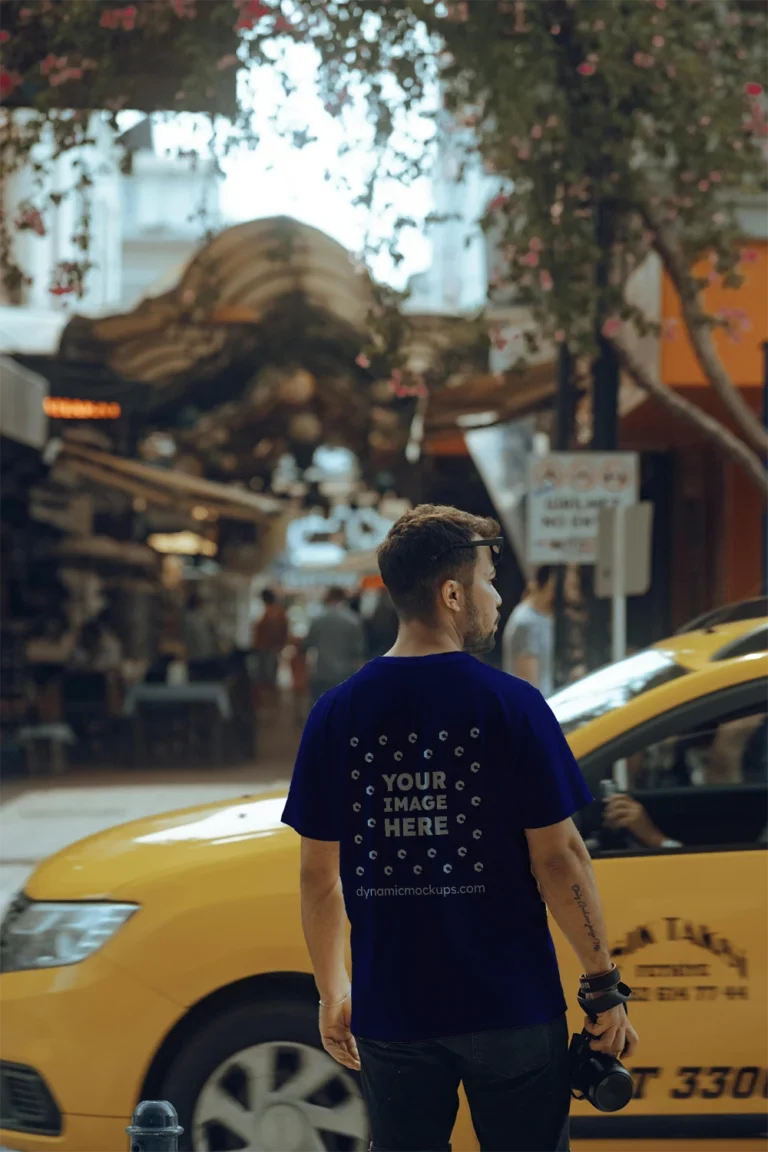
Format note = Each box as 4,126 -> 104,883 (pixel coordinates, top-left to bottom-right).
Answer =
411,126 -> 768,641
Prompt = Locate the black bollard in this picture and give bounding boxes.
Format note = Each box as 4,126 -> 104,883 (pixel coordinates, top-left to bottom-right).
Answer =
126,1100 -> 183,1152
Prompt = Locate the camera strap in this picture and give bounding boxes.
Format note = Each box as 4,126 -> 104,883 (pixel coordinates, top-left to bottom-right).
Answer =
577,981 -> 632,1022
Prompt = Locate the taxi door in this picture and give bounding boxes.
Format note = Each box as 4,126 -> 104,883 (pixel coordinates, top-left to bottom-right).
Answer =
562,679 -> 767,1149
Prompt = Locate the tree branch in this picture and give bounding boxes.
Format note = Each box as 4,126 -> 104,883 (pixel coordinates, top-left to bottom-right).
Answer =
642,200 -> 768,459
612,333 -> 768,502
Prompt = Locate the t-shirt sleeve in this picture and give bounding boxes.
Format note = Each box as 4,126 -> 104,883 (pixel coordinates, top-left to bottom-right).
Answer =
517,687 -> 593,828
510,618 -> 538,659
281,695 -> 341,840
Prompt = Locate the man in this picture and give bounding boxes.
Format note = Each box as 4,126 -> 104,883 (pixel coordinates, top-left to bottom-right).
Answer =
182,591 -> 218,666
252,588 -> 288,708
282,505 -> 637,1152
305,586 -> 365,704
502,565 -> 556,696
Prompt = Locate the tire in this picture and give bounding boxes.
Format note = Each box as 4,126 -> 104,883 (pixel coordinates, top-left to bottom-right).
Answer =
160,997 -> 369,1152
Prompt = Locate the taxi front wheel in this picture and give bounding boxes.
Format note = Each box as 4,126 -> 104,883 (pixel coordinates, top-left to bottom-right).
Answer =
159,997 -> 369,1152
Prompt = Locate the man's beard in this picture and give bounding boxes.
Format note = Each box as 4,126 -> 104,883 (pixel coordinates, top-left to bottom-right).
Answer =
462,591 -> 497,655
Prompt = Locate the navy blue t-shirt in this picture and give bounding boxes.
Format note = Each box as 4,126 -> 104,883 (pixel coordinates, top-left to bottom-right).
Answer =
281,652 -> 593,1041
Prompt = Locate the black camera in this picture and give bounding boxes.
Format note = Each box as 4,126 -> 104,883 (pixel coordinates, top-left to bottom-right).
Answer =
569,1029 -> 634,1112
570,965 -> 635,1112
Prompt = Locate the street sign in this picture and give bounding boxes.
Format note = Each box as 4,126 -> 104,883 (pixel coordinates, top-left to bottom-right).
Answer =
595,503 -> 654,599
526,452 -> 639,565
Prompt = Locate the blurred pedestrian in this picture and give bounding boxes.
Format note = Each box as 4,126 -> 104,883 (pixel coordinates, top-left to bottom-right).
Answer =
502,565 -> 556,696
283,505 -> 636,1152
364,586 -> 399,659
182,591 -> 217,664
253,588 -> 289,710
305,586 -> 365,704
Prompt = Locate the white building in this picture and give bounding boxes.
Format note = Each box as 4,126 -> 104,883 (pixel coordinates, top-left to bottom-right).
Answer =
118,117 -> 223,311
0,114 -> 222,350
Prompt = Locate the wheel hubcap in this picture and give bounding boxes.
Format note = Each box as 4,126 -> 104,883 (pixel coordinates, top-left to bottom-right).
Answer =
192,1040 -> 368,1151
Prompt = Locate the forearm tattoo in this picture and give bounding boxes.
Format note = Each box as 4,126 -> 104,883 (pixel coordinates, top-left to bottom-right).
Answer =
571,883 -> 601,953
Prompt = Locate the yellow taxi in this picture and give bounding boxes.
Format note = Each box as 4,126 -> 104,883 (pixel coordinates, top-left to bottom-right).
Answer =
1,620 -> 766,1152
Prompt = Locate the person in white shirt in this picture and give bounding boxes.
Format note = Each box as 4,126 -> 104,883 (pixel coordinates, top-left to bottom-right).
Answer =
502,566 -> 556,696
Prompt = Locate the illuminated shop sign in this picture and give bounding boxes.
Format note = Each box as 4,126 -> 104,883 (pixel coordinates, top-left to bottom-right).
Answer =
43,398 -> 122,420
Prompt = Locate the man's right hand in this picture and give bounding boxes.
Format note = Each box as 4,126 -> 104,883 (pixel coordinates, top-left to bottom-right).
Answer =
584,1004 -> 639,1059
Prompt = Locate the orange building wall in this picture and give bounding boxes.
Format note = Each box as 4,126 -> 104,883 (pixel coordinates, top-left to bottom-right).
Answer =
661,242 -> 768,388
659,241 -> 766,606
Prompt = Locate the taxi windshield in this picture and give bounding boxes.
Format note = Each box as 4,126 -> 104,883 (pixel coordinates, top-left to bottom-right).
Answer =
549,649 -> 689,734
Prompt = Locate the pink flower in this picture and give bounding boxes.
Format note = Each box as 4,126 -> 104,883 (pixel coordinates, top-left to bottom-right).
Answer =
539,270 -> 553,292
698,179 -> 709,191
546,114 -> 558,128
529,236 -> 542,252
273,15 -> 292,32
216,54 -> 239,70
709,171 -> 723,183
531,124 -> 542,139
741,248 -> 760,264
488,194 -> 509,212
652,35 -> 664,47
0,69 -> 22,98
745,82 -> 763,97
633,52 -> 654,68
602,317 -> 622,339
520,251 -> 539,268
577,62 -> 596,76
100,6 -> 137,30
712,212 -> 726,225
655,0 -> 666,7
0,30 -> 9,43
15,209 -> 46,236
446,1 -> 469,20
234,0 -> 271,30
662,319 -> 679,341
355,353 -> 370,369
699,115 -> 710,126
551,23 -> 561,34
40,54 -> 65,76
170,0 -> 196,15
517,145 -> 530,160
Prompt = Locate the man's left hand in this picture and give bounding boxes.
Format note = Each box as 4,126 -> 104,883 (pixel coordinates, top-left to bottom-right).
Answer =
319,997 -> 360,1070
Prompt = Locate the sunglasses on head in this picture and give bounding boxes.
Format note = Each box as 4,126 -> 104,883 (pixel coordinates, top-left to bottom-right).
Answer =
430,536 -> 505,564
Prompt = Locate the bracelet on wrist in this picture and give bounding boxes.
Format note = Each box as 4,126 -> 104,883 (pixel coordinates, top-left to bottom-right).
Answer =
319,991 -> 351,1008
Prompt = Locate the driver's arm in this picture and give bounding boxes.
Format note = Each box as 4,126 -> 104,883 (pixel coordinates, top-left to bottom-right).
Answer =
604,794 -> 680,849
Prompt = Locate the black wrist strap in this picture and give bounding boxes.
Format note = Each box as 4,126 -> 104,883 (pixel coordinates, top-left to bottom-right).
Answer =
578,981 -> 633,1021
579,965 -> 621,994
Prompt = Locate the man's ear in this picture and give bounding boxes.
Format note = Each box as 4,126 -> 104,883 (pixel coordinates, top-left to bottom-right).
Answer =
440,578 -> 463,614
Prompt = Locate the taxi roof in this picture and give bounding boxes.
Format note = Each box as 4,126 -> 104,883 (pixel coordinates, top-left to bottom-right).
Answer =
653,617 -> 768,671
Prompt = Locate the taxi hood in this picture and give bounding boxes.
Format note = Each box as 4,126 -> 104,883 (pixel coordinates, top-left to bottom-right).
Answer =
25,790 -> 293,902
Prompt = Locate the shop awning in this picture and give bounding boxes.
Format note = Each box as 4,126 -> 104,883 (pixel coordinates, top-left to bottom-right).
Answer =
58,441 -> 282,523
58,216 -> 373,389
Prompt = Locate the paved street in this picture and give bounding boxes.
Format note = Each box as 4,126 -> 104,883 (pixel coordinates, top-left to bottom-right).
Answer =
0,709 -> 298,915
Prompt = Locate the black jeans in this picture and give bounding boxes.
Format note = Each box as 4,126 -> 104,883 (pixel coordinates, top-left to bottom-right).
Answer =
357,1015 -> 570,1152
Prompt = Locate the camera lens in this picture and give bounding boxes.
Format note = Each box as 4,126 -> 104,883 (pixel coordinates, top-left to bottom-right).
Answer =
594,1068 -> 634,1113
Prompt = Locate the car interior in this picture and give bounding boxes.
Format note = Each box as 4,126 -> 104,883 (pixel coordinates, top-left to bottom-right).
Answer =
579,707 -> 768,855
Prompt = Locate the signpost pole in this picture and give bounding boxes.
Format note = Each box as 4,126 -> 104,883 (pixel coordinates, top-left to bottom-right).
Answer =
611,503 -> 627,664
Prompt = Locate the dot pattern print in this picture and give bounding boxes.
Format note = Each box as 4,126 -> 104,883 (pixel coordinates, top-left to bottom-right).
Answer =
348,726 -> 486,887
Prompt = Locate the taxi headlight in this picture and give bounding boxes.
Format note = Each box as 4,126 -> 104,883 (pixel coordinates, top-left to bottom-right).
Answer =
0,898 -> 138,972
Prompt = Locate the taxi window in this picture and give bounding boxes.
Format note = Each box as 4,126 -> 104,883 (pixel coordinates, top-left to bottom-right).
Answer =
596,707 -> 768,853
549,650 -> 688,735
